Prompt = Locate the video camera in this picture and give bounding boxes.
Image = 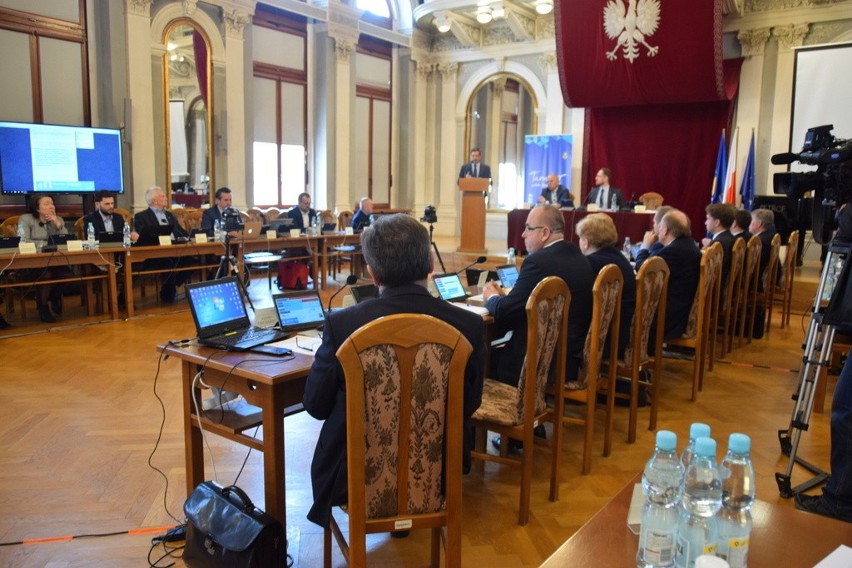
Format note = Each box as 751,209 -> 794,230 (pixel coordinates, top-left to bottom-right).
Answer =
221,207 -> 244,232
772,124 -> 852,244
420,205 -> 438,224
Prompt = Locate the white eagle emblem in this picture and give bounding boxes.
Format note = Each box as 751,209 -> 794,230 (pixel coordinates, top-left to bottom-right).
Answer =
603,0 -> 661,63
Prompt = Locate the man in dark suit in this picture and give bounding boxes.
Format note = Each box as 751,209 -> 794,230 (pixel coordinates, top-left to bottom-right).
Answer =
635,209 -> 701,340
200,187 -> 240,237
458,147 -> 492,180
133,186 -> 193,303
538,173 -> 574,208
701,203 -> 736,286
286,192 -> 317,231
302,214 -> 486,529
731,208 -> 752,242
586,167 -> 625,211
350,197 -> 373,232
83,190 -> 135,238
483,204 -> 594,387
749,208 -> 777,285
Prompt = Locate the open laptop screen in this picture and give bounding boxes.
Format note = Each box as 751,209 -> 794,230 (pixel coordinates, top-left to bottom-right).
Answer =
273,290 -> 326,331
432,273 -> 468,302
186,277 -> 250,336
495,264 -> 519,288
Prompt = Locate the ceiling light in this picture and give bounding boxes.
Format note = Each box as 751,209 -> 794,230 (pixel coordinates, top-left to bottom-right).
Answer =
434,13 -> 451,33
491,3 -> 505,19
476,6 -> 493,24
535,0 -> 553,15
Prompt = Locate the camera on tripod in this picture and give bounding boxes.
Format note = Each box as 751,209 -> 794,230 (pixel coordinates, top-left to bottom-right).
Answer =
772,124 -> 852,244
221,207 -> 244,232
420,205 -> 438,224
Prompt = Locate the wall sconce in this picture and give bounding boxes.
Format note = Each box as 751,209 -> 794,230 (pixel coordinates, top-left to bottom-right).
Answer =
434,12 -> 451,33
476,6 -> 493,24
535,0 -> 554,15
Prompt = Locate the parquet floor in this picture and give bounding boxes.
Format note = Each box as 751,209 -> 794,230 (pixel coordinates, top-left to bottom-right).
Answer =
0,245 -> 839,567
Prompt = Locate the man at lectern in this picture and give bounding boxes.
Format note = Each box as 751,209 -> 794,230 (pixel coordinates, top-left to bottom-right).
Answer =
458,147 -> 491,180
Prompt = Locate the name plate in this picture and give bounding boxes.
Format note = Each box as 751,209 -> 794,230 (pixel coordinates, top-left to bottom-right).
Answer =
66,240 -> 84,251
587,203 -> 599,212
194,233 -> 208,243
634,204 -> 646,213
344,227 -> 354,236
19,242 -> 37,254
289,229 -> 301,238
266,230 -> 277,240
158,235 -> 172,246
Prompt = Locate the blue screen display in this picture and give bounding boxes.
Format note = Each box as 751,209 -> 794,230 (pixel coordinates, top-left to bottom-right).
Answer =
188,280 -> 247,329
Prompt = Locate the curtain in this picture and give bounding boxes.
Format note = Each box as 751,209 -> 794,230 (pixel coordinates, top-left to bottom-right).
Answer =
193,30 -> 208,106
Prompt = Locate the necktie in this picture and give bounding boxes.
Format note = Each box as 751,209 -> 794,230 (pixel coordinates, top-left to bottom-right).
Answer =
474,164 -> 478,177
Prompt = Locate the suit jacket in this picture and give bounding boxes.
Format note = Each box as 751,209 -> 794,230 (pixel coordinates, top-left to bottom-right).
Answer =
302,284 -> 486,528
286,206 -> 317,231
586,186 -> 625,210
133,208 -> 188,240
350,209 -> 370,232
586,247 -> 636,359
486,239 -> 594,385
539,185 -> 574,208
756,229 -> 776,291
458,162 -> 492,179
200,206 -> 224,231
83,210 -> 125,235
634,236 -> 701,339
711,230 -> 735,286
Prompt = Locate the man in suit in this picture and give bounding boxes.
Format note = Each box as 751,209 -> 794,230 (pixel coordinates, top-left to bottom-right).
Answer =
538,173 -> 575,208
133,186 -> 193,303
350,196 -> 373,232
731,208 -> 752,242
701,203 -> 736,286
302,214 -> 486,529
749,208 -> 777,284
586,167 -> 625,211
286,192 -> 317,231
483,204 -> 594,387
201,187 -> 240,238
83,190 -> 137,240
634,209 -> 701,340
458,147 -> 492,180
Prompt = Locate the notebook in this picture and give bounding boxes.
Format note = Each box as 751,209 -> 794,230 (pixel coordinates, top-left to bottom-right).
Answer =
495,264 -> 519,288
272,290 -> 327,332
432,273 -> 470,303
241,221 -> 263,239
186,277 -> 286,350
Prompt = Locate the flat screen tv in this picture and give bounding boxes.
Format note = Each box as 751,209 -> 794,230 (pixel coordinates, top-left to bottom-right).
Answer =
0,121 -> 124,194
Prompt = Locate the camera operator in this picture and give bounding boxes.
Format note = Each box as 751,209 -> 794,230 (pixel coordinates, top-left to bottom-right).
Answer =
835,200 -> 852,244
201,187 -> 241,238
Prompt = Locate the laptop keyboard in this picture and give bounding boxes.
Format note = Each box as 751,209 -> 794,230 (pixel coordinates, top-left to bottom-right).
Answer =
216,327 -> 280,347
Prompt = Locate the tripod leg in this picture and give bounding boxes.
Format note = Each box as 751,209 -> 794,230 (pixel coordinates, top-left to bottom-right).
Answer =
432,241 -> 447,273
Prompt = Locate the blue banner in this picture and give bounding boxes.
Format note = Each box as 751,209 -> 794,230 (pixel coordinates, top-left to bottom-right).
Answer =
523,134 -> 573,207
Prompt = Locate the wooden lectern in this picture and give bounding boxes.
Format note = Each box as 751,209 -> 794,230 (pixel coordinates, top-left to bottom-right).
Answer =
458,177 -> 489,253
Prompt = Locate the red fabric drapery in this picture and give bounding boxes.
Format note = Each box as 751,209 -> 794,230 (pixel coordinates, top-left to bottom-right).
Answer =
192,30 -> 208,106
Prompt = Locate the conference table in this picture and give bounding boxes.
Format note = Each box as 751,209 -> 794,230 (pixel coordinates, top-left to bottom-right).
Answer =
0,247 -> 120,320
539,472 -> 852,567
507,208 -> 655,254
159,341 -> 313,536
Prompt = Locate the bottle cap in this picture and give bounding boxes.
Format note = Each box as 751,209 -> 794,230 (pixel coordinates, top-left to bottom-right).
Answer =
696,555 -> 729,568
656,430 -> 677,452
695,436 -> 716,458
689,422 -> 711,441
728,433 -> 751,455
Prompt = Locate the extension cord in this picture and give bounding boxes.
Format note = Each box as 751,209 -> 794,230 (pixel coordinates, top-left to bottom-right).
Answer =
153,524 -> 186,543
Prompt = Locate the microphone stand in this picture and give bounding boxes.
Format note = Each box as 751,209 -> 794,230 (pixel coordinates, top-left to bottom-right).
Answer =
326,274 -> 358,313
215,232 -> 255,312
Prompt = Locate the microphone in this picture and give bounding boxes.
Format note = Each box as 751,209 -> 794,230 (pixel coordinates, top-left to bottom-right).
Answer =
326,274 -> 359,314
771,152 -> 801,165
456,256 -> 487,275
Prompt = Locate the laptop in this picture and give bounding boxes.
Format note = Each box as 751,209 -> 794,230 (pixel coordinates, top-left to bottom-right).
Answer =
0,236 -> 20,253
136,223 -> 174,246
321,222 -> 338,234
432,273 -> 470,303
272,290 -> 327,332
98,231 -> 123,244
269,218 -> 294,234
186,277 -> 287,350
351,283 -> 378,303
495,264 -> 519,288
241,221 -> 264,239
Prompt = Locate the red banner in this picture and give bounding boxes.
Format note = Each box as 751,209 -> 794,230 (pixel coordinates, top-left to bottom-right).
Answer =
555,0 -> 724,108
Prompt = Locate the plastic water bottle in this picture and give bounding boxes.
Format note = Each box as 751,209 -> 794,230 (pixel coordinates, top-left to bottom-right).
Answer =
623,237 -> 633,260
508,247 -> 516,265
87,222 -> 96,248
122,223 -> 132,247
17,219 -> 27,242
717,434 -> 755,568
527,193 -> 534,208
637,430 -> 684,568
676,437 -> 722,568
681,423 -> 711,470
214,219 -> 222,242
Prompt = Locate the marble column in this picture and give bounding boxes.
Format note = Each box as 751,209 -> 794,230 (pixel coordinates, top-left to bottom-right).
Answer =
125,0 -> 157,209
221,6 -> 254,205
438,62 -> 459,237
736,27 -> 771,195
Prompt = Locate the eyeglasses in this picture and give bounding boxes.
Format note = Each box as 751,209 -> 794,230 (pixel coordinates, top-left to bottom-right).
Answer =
524,224 -> 546,232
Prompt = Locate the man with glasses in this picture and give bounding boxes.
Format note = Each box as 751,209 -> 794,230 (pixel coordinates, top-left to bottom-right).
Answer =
483,204 -> 594,388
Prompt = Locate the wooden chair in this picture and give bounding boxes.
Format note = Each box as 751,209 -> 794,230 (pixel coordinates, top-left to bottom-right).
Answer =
772,230 -> 799,329
338,210 -> 354,231
470,276 -> 568,525
114,207 -> 133,226
759,233 -> 782,337
328,313 -> 472,568
553,264 -> 623,474
1,215 -> 21,236
75,217 -> 86,240
719,237 -> 746,357
168,208 -> 189,233
182,208 -> 204,233
248,207 -> 266,224
638,192 -> 664,210
737,235 -> 762,348
666,242 -> 723,401
611,257 -> 669,443
265,207 -> 283,220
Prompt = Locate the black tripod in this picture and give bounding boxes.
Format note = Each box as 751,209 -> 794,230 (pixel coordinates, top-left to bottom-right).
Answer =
215,233 -> 255,311
776,242 -> 851,497
427,222 -> 447,273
